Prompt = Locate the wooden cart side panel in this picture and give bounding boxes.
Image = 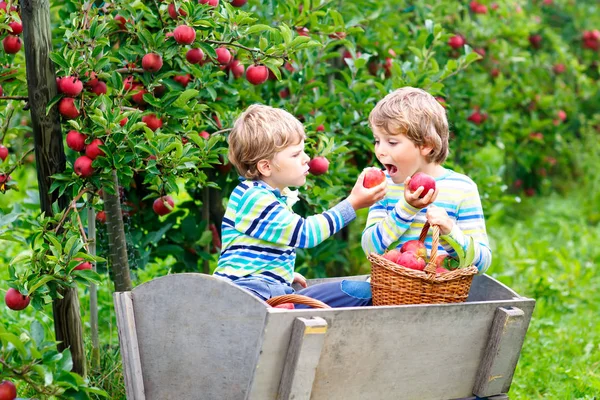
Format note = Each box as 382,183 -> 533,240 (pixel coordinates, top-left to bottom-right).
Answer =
129,273 -> 269,400
473,307 -> 534,397
113,291 -> 146,400
278,317 -> 328,400
251,299 -> 534,400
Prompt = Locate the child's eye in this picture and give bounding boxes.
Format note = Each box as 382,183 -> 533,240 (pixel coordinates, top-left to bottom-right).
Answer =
388,141 -> 398,146
373,139 -> 380,145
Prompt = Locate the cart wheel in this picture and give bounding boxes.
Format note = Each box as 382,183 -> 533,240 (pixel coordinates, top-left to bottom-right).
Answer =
267,294 -> 330,309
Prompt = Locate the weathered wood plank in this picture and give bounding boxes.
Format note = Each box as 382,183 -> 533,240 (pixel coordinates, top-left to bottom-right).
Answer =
473,307 -> 531,397
277,317 -> 328,400
113,292 -> 145,400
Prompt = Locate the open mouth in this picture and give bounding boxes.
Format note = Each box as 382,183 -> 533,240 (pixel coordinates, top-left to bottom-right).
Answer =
384,164 -> 398,176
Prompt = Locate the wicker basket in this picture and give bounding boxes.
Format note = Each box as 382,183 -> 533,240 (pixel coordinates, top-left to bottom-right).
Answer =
267,294 -> 330,309
369,222 -> 478,306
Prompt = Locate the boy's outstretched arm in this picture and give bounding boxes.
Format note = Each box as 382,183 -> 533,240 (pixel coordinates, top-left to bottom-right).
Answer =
232,174 -> 385,249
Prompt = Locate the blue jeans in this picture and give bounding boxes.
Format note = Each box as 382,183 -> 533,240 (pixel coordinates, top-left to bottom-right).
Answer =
295,280 -> 372,308
232,277 -> 294,301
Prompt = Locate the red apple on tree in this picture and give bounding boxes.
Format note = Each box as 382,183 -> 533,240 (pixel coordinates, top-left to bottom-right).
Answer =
448,35 -> 465,49
60,76 -> 83,97
0,380 -> 17,400
174,74 -> 192,87
246,65 -> 269,85
408,172 -> 436,198
74,155 -> 95,178
215,47 -> 232,65
96,211 -> 106,223
173,25 -> 196,45
363,168 -> 386,188
230,0 -> 247,6
2,35 -> 21,53
226,59 -> 245,78
8,21 -> 22,35
90,81 -> 107,96
142,114 -> 163,131
168,2 -> 187,18
142,53 -> 163,72
74,261 -> 93,271
0,145 -> 8,161
199,0 -> 219,6
186,48 -> 204,64
85,139 -> 105,160
308,156 -> 329,175
66,130 -> 87,152
199,131 -> 210,139
153,195 -> 175,216
5,288 -> 30,310
58,98 -> 80,119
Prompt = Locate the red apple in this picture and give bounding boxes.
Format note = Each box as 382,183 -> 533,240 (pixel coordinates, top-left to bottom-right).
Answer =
119,117 -> 128,126
58,98 -> 80,119
215,47 -> 232,65
308,156 -> 329,175
0,145 -> 8,161
90,81 -> 107,96
0,380 -> 17,400
8,21 -> 22,35
552,64 -> 565,74
173,25 -> 196,45
142,114 -> 163,131
74,155 -> 94,178
557,110 -> 567,121
85,139 -> 105,160
60,76 -> 84,97
397,251 -> 426,271
383,249 -> 402,264
400,240 -> 427,259
434,254 -> 448,269
5,288 -> 30,311
274,302 -> 295,309
66,130 -> 87,152
174,74 -> 192,87
96,211 -> 106,223
363,168 -> 386,188
408,172 -> 436,198
199,131 -> 210,139
186,48 -> 204,64
231,0 -> 247,5
74,261 -> 92,271
436,267 -> 450,274
115,15 -> 127,29
84,71 -> 99,87
0,84 -> 3,97
529,34 -> 542,49
448,35 -> 465,49
153,195 -> 175,216
199,0 -> 219,5
0,174 -> 10,184
168,2 -> 187,18
467,110 -> 487,125
227,59 -> 245,78
2,35 -> 21,53
142,53 -> 163,72
246,65 -> 269,85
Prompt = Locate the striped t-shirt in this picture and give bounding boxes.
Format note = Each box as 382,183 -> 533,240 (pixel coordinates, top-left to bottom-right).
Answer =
214,180 -> 356,285
362,169 -> 492,273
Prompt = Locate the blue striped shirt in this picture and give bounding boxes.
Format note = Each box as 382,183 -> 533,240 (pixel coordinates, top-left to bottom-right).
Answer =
362,169 -> 492,273
214,180 -> 356,284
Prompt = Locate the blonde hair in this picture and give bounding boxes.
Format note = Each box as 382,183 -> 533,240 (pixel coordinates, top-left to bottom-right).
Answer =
228,104 -> 306,179
369,87 -> 449,164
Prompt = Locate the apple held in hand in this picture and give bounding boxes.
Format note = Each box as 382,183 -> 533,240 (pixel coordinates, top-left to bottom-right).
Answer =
363,168 -> 385,188
408,172 -> 436,198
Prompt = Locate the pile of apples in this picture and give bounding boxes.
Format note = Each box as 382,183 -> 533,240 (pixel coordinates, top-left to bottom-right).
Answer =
383,240 -> 451,274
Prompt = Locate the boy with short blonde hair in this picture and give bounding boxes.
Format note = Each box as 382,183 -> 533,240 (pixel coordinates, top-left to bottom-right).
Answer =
363,87 -> 492,272
213,104 -> 386,302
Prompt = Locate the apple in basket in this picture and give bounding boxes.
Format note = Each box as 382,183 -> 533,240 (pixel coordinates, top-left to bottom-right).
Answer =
397,251 -> 426,271
400,240 -> 427,259
383,249 -> 402,264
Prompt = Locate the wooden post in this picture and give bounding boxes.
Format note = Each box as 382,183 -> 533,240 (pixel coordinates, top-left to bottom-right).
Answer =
278,317 -> 328,400
473,307 -> 530,398
87,200 -> 100,370
20,0 -> 86,376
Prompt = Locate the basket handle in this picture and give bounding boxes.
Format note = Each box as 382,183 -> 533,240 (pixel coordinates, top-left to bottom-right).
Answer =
267,294 -> 331,309
419,221 -> 439,275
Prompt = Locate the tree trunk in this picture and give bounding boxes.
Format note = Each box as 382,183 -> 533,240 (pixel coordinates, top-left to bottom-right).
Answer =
103,170 -> 133,292
20,0 -> 86,376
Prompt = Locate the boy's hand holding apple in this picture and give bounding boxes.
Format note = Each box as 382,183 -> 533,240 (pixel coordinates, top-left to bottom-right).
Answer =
347,168 -> 387,210
404,173 -> 438,208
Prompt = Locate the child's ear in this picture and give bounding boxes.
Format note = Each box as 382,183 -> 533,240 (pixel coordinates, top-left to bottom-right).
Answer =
256,159 -> 272,177
419,143 -> 434,157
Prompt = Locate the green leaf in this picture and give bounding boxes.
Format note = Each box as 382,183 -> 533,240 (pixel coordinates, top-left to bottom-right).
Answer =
173,89 -> 200,108
58,348 -> 74,372
0,332 -> 28,356
31,320 -> 45,345
279,24 -> 293,45
246,24 -> 272,35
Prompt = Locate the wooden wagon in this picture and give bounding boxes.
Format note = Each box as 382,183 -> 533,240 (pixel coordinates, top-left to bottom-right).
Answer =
114,273 -> 534,400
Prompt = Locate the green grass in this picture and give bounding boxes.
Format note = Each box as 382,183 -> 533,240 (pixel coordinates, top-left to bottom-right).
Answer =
489,193 -> 600,399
